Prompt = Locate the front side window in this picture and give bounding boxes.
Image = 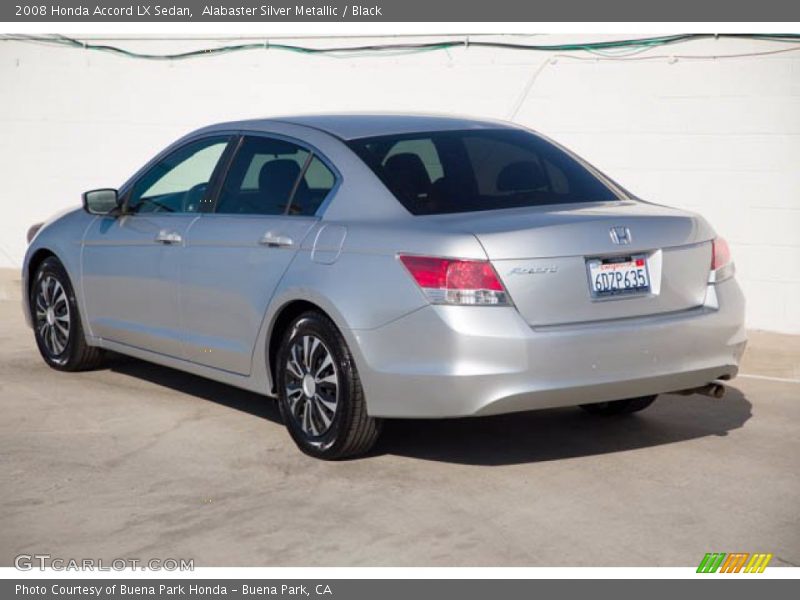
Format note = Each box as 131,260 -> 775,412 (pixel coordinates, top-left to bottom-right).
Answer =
127,136 -> 230,214
348,129 -> 620,215
215,136 -> 336,217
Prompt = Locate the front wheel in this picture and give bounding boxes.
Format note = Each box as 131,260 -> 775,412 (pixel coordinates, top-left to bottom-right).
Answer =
275,311 -> 381,459
579,395 -> 658,416
31,257 -> 105,371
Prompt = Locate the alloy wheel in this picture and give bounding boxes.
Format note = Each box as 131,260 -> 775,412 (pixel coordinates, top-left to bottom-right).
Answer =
284,335 -> 339,437
34,275 -> 70,356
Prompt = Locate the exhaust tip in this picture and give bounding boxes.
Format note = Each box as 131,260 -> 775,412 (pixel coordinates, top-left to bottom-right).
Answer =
673,382 -> 727,399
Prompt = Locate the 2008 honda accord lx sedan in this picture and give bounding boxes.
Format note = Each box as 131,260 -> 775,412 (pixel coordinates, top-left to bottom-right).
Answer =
23,114 -> 746,459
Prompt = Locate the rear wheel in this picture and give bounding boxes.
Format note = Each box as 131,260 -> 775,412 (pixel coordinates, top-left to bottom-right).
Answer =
276,311 -> 381,459
579,395 -> 657,416
31,257 -> 105,371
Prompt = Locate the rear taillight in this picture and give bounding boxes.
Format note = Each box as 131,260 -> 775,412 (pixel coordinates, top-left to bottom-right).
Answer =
399,255 -> 509,305
711,237 -> 731,270
709,237 -> 734,283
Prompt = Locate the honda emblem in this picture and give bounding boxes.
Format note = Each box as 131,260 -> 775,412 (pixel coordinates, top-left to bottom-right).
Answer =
610,226 -> 632,245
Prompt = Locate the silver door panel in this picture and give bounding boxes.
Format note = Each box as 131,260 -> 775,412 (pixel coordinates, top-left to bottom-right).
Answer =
179,214 -> 317,374
81,214 -> 197,357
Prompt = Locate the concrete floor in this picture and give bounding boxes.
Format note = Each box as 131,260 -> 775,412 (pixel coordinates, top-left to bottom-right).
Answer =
1,271 -> 798,567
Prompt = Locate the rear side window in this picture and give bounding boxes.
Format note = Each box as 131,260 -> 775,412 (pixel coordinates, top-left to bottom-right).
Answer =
216,137 -> 309,216
348,129 -> 619,215
216,136 -> 336,216
295,156 -> 336,216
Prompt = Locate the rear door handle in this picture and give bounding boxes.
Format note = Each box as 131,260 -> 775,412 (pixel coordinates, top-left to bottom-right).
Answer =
155,230 -> 183,244
259,232 -> 294,248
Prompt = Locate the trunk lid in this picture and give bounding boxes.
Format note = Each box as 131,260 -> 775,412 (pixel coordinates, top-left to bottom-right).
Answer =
429,201 -> 714,326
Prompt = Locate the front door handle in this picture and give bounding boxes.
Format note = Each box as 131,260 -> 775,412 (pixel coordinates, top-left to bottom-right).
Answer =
155,230 -> 183,245
259,232 -> 294,248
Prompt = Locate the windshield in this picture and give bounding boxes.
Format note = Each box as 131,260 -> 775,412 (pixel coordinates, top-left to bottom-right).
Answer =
348,128 -> 620,215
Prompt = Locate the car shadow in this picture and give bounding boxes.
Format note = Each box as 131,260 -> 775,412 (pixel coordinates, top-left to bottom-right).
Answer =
106,354 -> 752,466
376,388 -> 752,465
107,354 -> 283,424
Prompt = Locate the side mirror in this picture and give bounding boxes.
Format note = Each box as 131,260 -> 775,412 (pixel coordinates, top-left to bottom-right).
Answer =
82,188 -> 121,215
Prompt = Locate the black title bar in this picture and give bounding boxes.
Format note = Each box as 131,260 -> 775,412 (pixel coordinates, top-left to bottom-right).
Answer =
4,0 -> 800,22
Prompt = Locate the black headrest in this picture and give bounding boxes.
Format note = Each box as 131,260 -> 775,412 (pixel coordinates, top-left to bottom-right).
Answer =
497,161 -> 548,192
384,153 -> 430,196
258,159 -> 303,200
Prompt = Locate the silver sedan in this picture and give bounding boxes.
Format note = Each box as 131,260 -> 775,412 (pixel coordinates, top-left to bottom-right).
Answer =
22,114 -> 746,459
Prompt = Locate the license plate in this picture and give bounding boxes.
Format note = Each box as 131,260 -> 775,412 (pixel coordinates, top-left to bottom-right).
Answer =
587,255 -> 650,298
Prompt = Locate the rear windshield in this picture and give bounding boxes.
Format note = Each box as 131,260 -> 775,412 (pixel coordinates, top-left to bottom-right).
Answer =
348,129 -> 620,215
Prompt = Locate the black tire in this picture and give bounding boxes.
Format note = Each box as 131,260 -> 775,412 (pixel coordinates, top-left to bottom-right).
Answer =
579,395 -> 658,416
30,256 -> 105,371
275,311 -> 381,459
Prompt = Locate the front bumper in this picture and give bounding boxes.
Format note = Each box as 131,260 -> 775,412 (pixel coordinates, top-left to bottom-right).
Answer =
349,278 -> 747,418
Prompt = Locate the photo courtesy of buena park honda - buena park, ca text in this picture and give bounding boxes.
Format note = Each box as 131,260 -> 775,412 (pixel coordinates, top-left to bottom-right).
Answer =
0,0 -> 799,598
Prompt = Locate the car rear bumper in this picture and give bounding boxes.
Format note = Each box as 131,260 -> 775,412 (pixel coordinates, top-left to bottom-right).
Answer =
349,278 -> 746,418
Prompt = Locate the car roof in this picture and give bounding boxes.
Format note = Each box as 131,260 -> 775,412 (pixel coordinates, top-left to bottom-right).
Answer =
207,113 -> 520,141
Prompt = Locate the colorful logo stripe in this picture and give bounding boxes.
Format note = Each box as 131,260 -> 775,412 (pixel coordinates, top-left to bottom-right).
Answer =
697,553 -> 772,573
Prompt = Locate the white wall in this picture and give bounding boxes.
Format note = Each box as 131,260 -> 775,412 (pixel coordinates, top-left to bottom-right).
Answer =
1,35 -> 798,332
